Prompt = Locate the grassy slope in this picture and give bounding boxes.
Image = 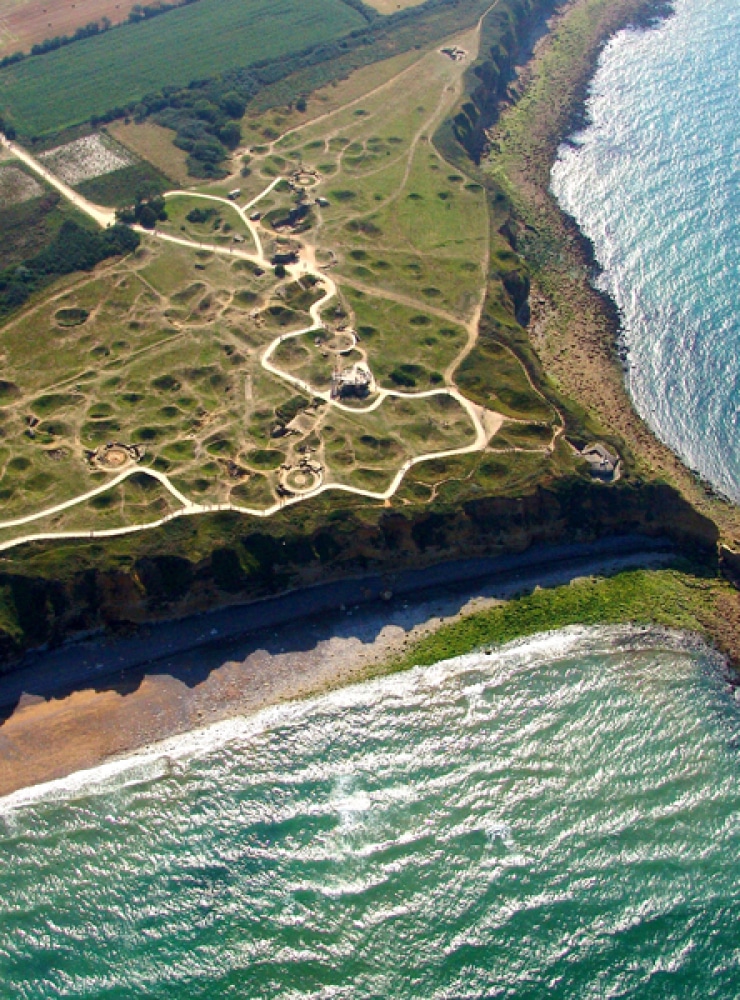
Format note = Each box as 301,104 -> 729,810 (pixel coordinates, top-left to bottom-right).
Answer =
0,0 -> 365,136
386,568 -> 740,673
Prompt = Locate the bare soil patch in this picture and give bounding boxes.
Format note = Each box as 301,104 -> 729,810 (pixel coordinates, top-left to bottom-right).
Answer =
363,0 -> 426,13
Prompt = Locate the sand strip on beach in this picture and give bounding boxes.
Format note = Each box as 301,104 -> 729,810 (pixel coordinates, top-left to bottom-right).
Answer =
0,541 -> 677,798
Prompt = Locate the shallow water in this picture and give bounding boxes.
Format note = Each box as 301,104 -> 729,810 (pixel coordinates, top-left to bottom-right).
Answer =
1,625 -> 739,998
551,0 -> 740,500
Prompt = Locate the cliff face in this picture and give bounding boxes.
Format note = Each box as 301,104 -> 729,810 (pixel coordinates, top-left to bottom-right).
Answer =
0,477 -> 718,665
453,0 -> 563,162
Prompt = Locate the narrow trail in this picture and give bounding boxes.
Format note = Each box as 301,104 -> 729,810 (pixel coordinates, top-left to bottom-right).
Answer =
1,136 -> 116,228
261,52 -> 429,156
339,275 -> 474,329
0,2 -> 545,553
260,0 -> 499,156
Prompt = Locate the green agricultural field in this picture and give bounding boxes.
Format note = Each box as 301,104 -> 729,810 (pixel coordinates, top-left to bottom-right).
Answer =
0,0 -> 366,136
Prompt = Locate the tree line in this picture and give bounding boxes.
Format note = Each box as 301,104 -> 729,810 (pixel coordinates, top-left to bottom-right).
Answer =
0,221 -> 140,319
98,0 -> 472,179
0,0 -> 202,71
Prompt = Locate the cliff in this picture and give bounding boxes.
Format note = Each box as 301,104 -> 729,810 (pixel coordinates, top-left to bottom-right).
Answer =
0,476 -> 718,664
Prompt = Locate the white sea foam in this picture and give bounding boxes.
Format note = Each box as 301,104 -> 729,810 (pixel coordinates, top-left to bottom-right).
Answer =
0,623 -> 714,818
551,0 -> 740,500
1,617 -> 738,998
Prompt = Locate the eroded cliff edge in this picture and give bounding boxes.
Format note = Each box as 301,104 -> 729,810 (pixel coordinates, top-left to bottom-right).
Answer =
0,0 -> 737,667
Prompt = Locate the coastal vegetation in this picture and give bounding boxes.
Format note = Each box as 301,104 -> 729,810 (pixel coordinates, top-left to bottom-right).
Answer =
485,0 -> 740,554
388,568 -> 740,672
0,0 -> 735,667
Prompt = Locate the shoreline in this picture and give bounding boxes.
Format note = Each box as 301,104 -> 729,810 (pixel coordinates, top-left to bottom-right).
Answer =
0,537 -> 679,797
491,0 -> 740,550
548,2 -> 740,510
1,0 -> 738,800
1,620 -> 725,814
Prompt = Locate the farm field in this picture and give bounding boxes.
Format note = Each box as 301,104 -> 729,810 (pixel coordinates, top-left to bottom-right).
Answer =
0,25 -> 568,549
106,121 -> 193,187
39,133 -> 134,185
0,0 -> 367,136
364,0 -> 426,13
0,0 -> 147,59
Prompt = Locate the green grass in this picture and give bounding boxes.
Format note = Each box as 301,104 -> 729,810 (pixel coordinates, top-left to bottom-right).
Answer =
75,163 -> 170,207
161,194 -> 254,248
457,337 -> 555,421
0,0 -> 366,136
343,288 -> 467,390
0,189 -> 93,270
0,16 -> 564,544
0,475 -> 183,547
387,569 -> 724,672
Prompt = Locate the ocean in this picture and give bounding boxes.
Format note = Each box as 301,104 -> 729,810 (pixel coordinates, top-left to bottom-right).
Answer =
1,625 -> 739,998
550,0 -> 740,501
2,3 -> 740,995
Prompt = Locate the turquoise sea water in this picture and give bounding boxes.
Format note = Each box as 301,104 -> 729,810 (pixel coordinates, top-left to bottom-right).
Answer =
2,7 -> 740,994
2,625 -> 739,998
551,0 -> 740,501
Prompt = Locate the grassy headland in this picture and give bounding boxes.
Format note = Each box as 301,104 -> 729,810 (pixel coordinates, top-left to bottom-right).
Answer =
0,0 -> 736,669
386,568 -> 740,673
487,0 -> 740,553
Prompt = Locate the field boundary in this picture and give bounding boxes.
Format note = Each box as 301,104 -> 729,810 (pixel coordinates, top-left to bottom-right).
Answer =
0,8 -> 567,554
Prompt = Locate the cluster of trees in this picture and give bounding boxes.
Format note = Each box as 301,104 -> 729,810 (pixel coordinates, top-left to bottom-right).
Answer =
116,194 -> 168,229
186,206 -> 217,224
0,116 -> 16,140
79,0 -> 460,179
153,91 -> 246,178
0,0 -> 202,70
127,0 -> 201,24
0,221 -> 139,318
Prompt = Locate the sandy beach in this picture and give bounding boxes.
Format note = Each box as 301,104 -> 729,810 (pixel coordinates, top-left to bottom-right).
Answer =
0,538 -> 677,798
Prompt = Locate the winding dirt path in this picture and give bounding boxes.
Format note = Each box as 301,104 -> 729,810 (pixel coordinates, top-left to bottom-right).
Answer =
1,135 -> 117,227
0,4 -> 537,552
